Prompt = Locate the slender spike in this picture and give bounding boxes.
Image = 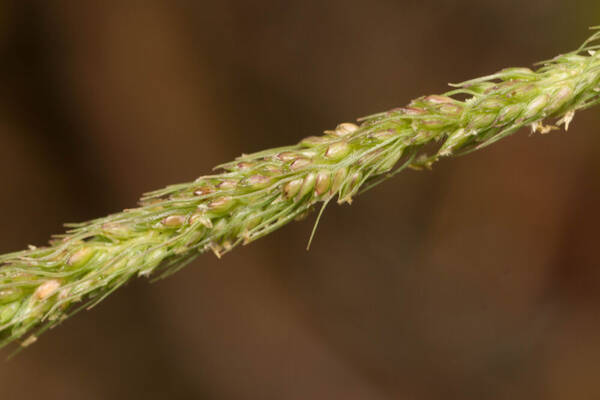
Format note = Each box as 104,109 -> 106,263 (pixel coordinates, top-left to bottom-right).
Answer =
1,28 -> 600,352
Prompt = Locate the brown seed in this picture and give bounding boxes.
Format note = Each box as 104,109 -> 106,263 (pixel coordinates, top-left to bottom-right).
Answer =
143,198 -> 163,206
325,141 -> 351,160
500,67 -> 534,79
370,130 -> 396,140
162,215 -> 186,227
217,180 -> 237,190
193,186 -> 215,196
498,104 -> 523,123
438,103 -> 463,116
102,222 -> 129,237
330,168 -> 348,195
439,128 -> 469,156
68,247 -> 95,267
301,136 -> 329,146
34,279 -> 61,300
299,149 -> 318,158
510,84 -> 537,99
388,107 -> 404,113
497,80 -> 518,90
547,86 -> 573,113
290,158 -> 311,170
424,95 -> 454,104
297,173 -> 317,200
333,122 -> 359,136
479,98 -> 505,110
208,196 -> 235,213
245,175 -> 271,188
277,152 -> 297,161
284,179 -> 303,198
359,148 -> 384,165
402,107 -> 427,115
468,113 -> 496,130
237,162 -> 254,170
420,119 -> 447,129
262,165 -> 282,174
315,170 -> 331,196
523,94 -> 549,119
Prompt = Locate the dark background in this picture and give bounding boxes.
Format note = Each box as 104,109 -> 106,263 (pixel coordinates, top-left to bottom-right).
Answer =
1,1 -> 600,399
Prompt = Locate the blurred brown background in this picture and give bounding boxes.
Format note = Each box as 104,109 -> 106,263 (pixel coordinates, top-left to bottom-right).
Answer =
1,1 -> 600,399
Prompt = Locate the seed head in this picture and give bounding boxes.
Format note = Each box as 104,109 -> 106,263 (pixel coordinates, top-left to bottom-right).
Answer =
3,28 -> 600,351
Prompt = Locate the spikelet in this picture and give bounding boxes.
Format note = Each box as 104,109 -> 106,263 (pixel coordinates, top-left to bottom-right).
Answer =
2,28 -> 600,351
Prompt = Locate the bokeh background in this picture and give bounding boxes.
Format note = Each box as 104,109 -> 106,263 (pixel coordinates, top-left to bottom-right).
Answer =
1,1 -> 600,399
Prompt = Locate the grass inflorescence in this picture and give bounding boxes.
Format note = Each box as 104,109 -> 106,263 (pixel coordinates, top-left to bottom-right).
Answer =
2,28 -> 600,351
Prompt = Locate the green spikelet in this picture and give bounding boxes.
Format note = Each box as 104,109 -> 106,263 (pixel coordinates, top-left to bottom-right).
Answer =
2,28 -> 600,351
